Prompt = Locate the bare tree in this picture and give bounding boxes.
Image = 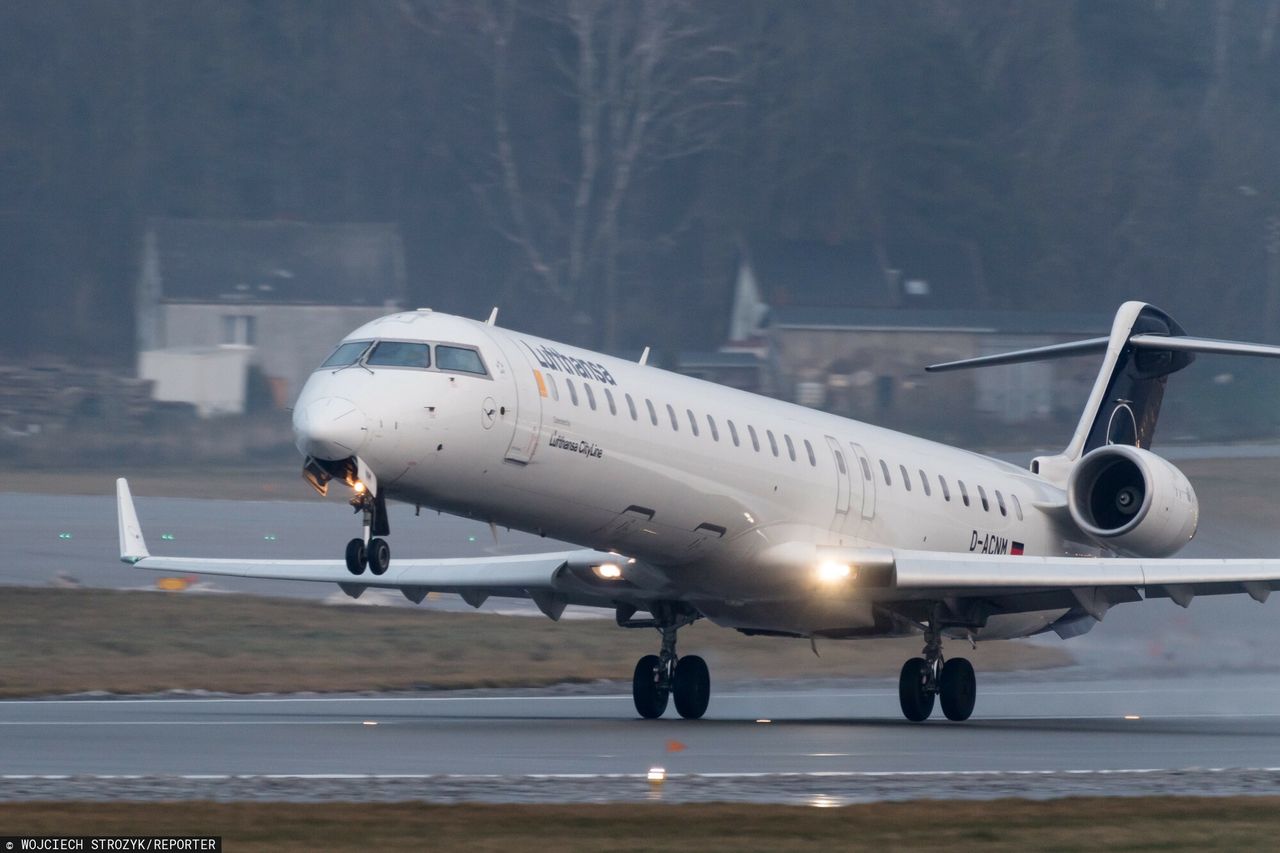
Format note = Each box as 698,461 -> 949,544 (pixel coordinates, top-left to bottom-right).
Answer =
404,0 -> 740,348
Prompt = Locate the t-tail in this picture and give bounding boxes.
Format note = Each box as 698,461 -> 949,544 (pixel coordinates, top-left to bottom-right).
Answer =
927,301 -> 1280,485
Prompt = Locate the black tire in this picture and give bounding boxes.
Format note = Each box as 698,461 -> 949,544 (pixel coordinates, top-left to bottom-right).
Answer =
898,657 -> 934,722
344,538 -> 366,575
368,537 -> 391,576
939,657 -> 977,722
673,655 -> 711,720
632,654 -> 669,719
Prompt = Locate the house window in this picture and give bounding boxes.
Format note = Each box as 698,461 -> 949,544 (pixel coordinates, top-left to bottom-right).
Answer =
221,315 -> 256,346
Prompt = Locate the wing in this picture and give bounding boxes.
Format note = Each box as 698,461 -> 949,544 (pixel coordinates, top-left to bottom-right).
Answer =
116,479 -> 655,619
764,542 -> 1280,638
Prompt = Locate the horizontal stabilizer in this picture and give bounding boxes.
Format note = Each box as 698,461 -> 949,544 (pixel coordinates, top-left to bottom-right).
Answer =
926,338 -> 1109,372
927,332 -> 1280,373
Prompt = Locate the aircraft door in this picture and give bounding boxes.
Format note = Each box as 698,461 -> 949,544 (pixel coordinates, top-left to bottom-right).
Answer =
848,441 -> 876,519
485,332 -> 544,463
824,436 -> 851,524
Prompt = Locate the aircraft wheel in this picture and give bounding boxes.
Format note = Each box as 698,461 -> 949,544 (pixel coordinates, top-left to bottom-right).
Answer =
632,654 -> 669,719
344,538 -> 366,575
939,657 -> 977,722
673,655 -> 710,720
898,657 -> 935,722
368,538 -> 391,576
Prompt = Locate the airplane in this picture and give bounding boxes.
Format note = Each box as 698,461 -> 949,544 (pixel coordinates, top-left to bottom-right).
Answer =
116,300 -> 1280,722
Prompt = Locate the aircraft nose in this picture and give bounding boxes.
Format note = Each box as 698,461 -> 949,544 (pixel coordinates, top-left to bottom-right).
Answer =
293,396 -> 370,460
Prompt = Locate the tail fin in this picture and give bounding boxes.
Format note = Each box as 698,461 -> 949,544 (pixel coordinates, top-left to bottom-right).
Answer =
927,301 -> 1280,483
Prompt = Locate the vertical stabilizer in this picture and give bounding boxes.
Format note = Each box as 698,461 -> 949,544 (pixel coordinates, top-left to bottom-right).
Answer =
1032,302 -> 1193,483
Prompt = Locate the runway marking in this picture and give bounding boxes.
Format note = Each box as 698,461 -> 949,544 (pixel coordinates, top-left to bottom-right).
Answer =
5,768 -> 1280,782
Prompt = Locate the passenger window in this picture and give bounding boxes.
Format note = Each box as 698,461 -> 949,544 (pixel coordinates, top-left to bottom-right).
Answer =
835,449 -> 847,474
766,430 -> 779,457
646,399 -> 658,426
566,379 -> 579,406
1011,494 -> 1024,521
804,439 -> 817,466
784,434 -> 797,462
687,409 -> 700,436
995,489 -> 1008,517
958,480 -> 970,507
546,374 -> 560,401
919,470 -> 932,497
977,485 -> 990,512
667,404 -> 679,431
938,475 -> 951,501
605,388 -> 617,415
707,415 -> 720,442
367,341 -> 431,368
626,393 -> 638,420
728,420 -> 740,447
859,457 -> 872,480
879,460 -> 892,487
899,464 -> 912,491
435,345 -> 487,375
320,340 -> 372,368
748,425 -> 761,452
584,383 -> 597,410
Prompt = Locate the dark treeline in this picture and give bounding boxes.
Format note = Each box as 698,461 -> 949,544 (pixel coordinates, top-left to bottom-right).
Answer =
4,0 -> 1280,361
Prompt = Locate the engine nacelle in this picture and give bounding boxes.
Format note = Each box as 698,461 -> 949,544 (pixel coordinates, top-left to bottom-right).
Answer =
1066,445 -> 1198,558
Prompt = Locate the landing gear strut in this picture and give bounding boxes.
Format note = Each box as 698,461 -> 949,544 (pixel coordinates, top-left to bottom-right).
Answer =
898,617 -> 977,722
344,488 -> 390,576
625,604 -> 708,720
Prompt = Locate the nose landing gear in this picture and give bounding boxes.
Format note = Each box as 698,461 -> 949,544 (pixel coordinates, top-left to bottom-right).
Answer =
344,488 -> 390,576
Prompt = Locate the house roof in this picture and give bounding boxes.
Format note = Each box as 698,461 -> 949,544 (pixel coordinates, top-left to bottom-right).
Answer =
770,307 -> 1110,336
749,240 -> 893,309
146,218 -> 405,307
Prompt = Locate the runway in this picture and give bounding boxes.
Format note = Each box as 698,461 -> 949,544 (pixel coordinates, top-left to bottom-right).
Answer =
5,672 -> 1280,803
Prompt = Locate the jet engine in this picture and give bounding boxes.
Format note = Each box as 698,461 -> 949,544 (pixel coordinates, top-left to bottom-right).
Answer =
1066,445 -> 1198,558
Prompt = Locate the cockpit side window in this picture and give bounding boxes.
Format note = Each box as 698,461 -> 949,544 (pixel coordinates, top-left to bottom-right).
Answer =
435,345 -> 488,376
319,340 -> 372,369
366,341 -> 431,368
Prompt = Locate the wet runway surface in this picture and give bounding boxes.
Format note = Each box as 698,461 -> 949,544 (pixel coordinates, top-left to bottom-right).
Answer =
5,672 -> 1280,802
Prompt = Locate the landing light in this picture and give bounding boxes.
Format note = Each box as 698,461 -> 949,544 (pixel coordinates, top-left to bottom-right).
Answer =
352,481 -> 367,494
816,561 -> 855,583
593,563 -> 623,580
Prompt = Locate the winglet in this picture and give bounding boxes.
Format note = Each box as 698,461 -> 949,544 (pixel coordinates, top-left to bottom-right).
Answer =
116,478 -> 150,563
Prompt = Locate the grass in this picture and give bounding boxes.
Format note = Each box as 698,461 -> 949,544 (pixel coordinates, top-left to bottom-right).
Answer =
0,587 -> 1068,697
3,798 -> 1280,851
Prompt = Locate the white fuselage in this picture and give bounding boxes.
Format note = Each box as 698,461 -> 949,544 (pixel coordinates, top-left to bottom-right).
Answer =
293,310 -> 1088,637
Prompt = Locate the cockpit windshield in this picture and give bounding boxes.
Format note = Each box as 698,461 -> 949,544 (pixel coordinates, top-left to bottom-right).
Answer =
366,341 -> 432,368
319,340 -> 372,368
436,345 -> 487,375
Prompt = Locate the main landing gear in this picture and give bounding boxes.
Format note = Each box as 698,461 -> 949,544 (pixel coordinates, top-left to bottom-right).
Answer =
344,488 -> 390,576
898,621 -> 977,722
624,604 -> 709,720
